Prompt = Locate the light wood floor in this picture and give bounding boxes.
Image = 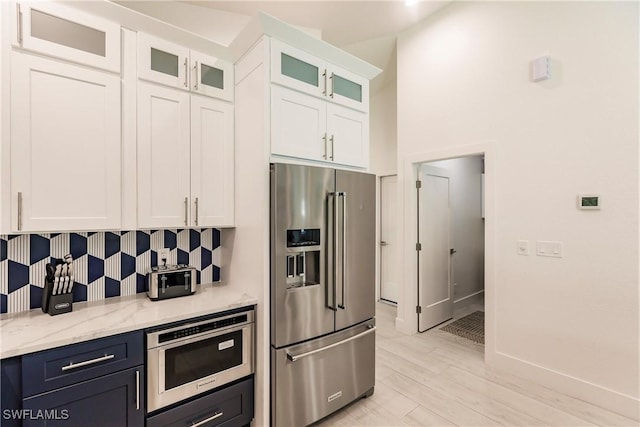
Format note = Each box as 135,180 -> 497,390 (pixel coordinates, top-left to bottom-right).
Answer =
317,302 -> 638,427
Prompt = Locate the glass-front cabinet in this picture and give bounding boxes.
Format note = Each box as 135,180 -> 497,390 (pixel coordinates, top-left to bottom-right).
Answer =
138,33 -> 233,102
271,39 -> 369,112
14,2 -> 121,72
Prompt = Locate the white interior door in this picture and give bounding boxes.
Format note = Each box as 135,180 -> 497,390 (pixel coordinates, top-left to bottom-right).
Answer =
380,175 -> 399,303
418,165 -> 452,332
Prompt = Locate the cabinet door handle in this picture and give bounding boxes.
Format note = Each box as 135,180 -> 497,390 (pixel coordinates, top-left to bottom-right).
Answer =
17,192 -> 23,231
16,4 -> 22,45
322,133 -> 327,159
329,72 -> 335,98
191,411 -> 223,427
330,135 -> 335,161
322,69 -> 327,95
194,197 -> 199,226
193,61 -> 199,90
184,58 -> 188,88
184,197 -> 188,226
61,354 -> 115,371
135,370 -> 140,410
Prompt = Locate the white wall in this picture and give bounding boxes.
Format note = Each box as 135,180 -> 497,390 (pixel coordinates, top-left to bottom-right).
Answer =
429,157 -> 484,303
370,81 -> 398,176
397,1 -> 639,418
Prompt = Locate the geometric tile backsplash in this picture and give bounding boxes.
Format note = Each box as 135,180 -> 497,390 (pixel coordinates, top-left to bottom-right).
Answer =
0,229 -> 221,314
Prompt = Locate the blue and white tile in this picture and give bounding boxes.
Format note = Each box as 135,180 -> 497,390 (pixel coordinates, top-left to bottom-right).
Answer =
8,234 -> 29,265
50,233 -> 70,259
0,258 -> 8,295
87,233 -> 104,259
29,258 -> 49,289
8,285 -> 30,313
105,252 -> 121,281
121,275 -> 136,297
88,277 -> 105,302
74,254 -> 88,287
121,231 -> 136,257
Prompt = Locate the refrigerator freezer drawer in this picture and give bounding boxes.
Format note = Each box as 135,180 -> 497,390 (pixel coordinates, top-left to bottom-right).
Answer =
271,320 -> 375,427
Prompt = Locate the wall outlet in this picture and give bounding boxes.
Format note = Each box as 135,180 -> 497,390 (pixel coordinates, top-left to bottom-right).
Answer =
157,248 -> 170,266
536,241 -> 562,258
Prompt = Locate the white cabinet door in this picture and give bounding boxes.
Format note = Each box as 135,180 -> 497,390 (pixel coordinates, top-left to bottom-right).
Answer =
191,96 -> 234,227
10,52 -> 121,232
271,85 -> 327,162
138,33 -> 190,89
137,81 -> 191,228
271,39 -> 325,99
190,50 -> 234,102
16,2 -> 121,72
327,63 -> 369,113
327,103 -> 369,168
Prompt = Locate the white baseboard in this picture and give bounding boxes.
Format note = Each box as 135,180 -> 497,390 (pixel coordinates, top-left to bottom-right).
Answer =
490,350 -> 640,421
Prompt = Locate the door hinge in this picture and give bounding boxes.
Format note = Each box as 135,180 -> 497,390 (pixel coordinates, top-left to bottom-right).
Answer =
416,242 -> 422,251
415,180 -> 422,189
416,305 -> 422,314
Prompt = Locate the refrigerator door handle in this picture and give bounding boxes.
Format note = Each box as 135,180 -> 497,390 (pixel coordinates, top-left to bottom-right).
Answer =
326,192 -> 337,311
338,192 -> 347,309
286,326 -> 376,362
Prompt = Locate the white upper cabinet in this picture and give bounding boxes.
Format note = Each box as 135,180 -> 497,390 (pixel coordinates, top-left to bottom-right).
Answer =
271,39 -> 325,99
138,33 -> 234,102
15,2 -> 121,72
326,63 -> 369,113
271,39 -> 369,113
191,50 -> 234,102
327,103 -> 368,168
191,96 -> 234,227
137,81 -> 235,229
271,85 -> 327,162
271,86 -> 368,168
137,81 -> 191,229
138,33 -> 190,89
10,52 -> 121,232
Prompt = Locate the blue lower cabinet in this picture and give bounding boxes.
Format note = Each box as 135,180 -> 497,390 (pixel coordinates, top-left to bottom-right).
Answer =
147,377 -> 254,427
1,357 -> 22,427
22,366 -> 144,427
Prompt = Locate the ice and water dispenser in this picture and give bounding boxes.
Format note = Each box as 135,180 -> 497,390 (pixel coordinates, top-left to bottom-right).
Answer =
285,229 -> 320,288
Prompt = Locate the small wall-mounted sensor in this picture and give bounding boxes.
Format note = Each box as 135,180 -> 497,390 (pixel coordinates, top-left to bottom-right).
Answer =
531,56 -> 551,81
577,194 -> 601,210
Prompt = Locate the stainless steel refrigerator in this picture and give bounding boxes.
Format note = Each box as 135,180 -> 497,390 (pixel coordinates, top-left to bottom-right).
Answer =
270,163 -> 376,427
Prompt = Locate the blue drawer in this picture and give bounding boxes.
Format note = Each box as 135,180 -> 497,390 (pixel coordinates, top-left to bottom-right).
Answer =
22,330 -> 143,397
147,376 -> 254,427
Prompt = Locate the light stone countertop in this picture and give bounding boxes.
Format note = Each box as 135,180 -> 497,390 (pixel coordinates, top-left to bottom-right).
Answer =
0,283 -> 257,359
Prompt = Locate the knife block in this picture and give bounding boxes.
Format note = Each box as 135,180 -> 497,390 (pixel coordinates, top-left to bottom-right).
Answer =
42,279 -> 73,316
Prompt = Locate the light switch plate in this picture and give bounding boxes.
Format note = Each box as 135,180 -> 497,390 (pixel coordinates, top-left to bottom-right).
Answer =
517,240 -> 529,256
536,241 -> 562,258
531,56 -> 551,81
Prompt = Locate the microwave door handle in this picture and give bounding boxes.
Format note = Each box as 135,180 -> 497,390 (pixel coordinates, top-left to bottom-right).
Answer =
339,192 -> 347,309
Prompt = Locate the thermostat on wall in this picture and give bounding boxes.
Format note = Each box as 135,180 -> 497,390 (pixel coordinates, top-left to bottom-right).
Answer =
577,194 -> 601,210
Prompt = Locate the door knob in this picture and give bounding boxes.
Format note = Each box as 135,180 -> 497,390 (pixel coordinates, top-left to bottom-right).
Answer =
380,241 -> 388,246
450,248 -> 457,254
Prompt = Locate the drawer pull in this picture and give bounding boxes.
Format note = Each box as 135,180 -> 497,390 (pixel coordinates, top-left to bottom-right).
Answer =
61,354 -> 115,371
286,326 -> 375,362
191,411 -> 223,427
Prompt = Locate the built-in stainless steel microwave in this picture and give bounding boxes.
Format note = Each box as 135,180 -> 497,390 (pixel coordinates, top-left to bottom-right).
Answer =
146,308 -> 254,412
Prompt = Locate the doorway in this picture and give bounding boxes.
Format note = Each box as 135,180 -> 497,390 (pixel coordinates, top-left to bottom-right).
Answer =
416,155 -> 485,333
380,175 -> 399,304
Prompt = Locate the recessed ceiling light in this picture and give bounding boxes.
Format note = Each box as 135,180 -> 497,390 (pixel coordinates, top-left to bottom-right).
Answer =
405,0 -> 419,6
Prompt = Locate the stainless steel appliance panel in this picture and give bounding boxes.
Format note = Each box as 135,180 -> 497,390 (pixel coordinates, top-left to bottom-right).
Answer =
271,320 -> 375,427
334,169 -> 376,331
270,163 -> 335,348
147,311 -> 254,412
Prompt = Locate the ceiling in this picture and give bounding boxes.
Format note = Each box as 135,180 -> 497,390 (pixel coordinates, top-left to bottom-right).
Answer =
183,1 -> 449,47
118,1 -> 450,89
